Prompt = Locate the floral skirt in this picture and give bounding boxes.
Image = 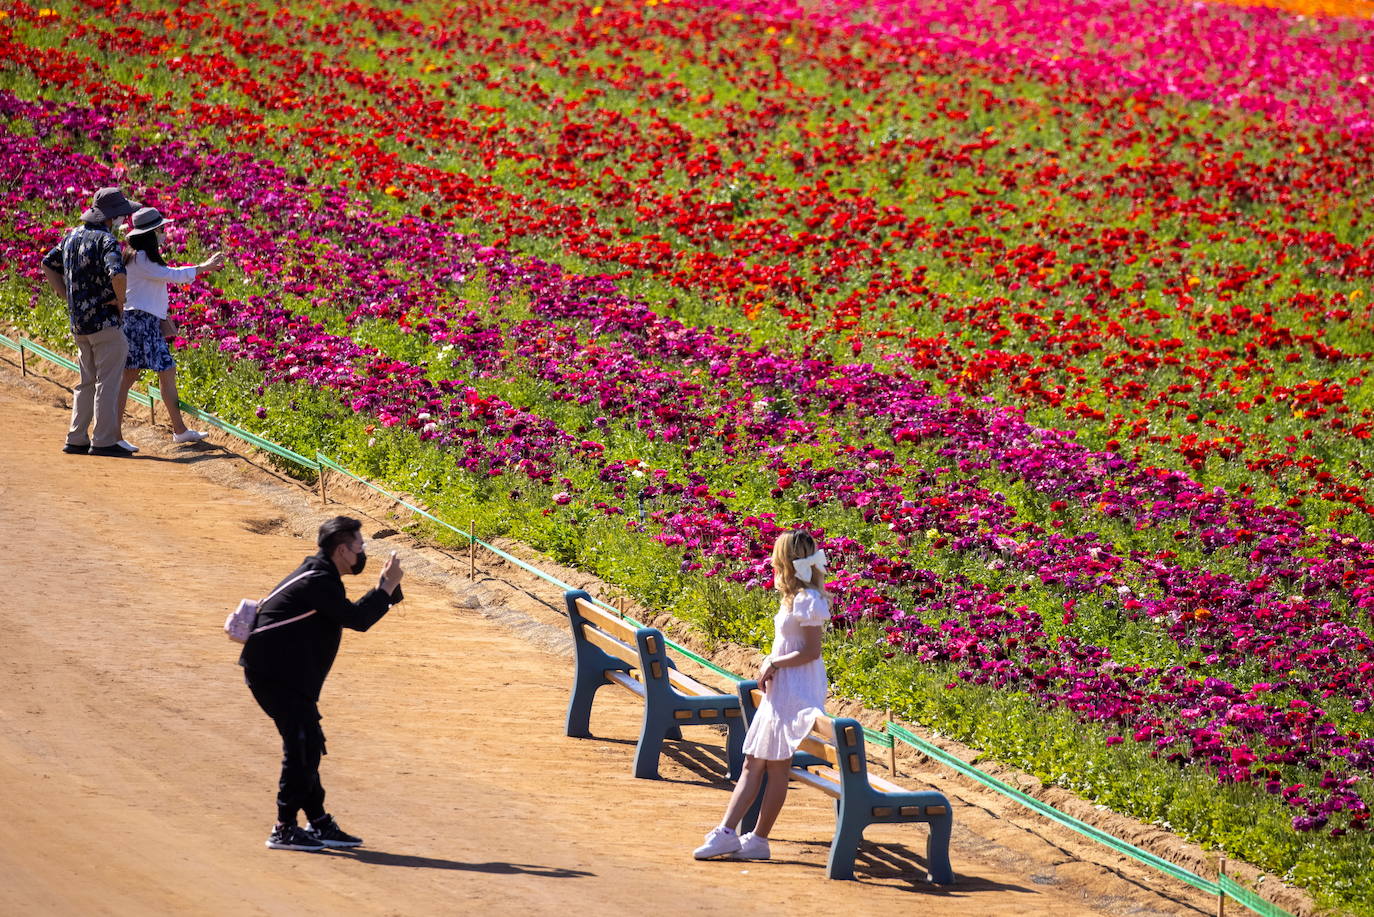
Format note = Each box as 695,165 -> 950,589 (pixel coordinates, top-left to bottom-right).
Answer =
123,309 -> 174,372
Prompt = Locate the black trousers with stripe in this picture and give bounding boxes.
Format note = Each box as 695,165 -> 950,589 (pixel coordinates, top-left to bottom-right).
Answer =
246,674 -> 328,826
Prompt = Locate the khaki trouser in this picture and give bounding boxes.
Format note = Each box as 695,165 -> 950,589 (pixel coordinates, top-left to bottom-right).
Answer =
67,324 -> 129,448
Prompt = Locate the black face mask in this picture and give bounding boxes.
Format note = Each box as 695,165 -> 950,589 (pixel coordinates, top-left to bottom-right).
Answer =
351,551 -> 368,575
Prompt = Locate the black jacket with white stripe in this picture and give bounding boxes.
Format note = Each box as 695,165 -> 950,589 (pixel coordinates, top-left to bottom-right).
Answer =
238,551 -> 403,699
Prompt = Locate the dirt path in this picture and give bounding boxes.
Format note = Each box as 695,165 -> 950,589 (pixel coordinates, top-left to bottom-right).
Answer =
0,358 -> 1269,917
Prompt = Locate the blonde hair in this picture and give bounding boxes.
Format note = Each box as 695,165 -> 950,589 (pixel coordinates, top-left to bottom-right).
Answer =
771,530 -> 830,607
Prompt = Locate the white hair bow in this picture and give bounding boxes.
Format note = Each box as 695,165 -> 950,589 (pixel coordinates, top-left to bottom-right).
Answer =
792,548 -> 828,581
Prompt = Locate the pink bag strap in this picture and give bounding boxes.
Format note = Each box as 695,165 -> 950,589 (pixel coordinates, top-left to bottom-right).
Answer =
252,609 -> 317,635
251,571 -> 323,635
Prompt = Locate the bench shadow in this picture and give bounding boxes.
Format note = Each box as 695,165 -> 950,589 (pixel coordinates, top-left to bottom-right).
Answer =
325,848 -> 594,878
659,740 -> 736,788
93,444 -> 235,465
573,734 -> 638,748
776,838 -> 1031,895
126,452 -> 235,465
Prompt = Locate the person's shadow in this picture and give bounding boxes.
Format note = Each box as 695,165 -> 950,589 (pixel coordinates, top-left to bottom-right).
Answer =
324,848 -> 593,878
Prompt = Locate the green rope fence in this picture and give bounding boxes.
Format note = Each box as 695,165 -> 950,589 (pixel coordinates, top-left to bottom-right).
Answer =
316,453 -> 745,686
2,333 -> 1293,917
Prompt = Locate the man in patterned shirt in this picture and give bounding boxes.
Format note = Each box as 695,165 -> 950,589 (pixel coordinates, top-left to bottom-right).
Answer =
41,187 -> 140,456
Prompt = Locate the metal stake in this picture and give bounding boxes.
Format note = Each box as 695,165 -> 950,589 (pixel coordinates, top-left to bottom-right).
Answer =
468,519 -> 476,580
318,466 -> 327,506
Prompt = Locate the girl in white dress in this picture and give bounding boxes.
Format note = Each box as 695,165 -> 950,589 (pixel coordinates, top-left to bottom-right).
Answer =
116,207 -> 224,446
693,530 -> 831,861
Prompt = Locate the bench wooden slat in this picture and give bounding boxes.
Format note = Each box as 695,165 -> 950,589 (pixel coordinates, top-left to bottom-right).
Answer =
791,766 -> 843,799
580,624 -> 638,667
574,598 -> 640,644
578,598 -> 733,699
666,667 -> 723,698
604,669 -> 646,696
868,773 -> 908,795
797,732 -> 840,767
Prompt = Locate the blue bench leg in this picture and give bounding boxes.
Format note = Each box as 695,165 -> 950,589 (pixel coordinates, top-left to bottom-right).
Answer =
825,806 -> 864,880
925,814 -> 954,884
565,667 -> 602,738
665,724 -> 683,741
725,718 -> 744,781
634,707 -> 669,779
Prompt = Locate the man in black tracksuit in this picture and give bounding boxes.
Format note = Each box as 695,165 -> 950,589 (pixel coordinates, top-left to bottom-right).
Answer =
241,516 -> 404,851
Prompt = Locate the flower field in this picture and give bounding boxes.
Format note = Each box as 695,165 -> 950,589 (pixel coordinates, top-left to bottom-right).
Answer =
2,0 -> 1373,908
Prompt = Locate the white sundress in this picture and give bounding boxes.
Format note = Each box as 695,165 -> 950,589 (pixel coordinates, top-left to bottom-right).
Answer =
741,588 -> 830,761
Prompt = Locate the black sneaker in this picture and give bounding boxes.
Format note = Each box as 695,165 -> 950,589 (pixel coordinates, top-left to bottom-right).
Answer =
307,814 -> 363,848
266,824 -> 326,851
61,443 -> 89,454
88,443 -> 136,457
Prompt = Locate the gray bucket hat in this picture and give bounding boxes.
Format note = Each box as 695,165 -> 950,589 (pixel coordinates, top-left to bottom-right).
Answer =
124,207 -> 171,237
80,187 -> 140,224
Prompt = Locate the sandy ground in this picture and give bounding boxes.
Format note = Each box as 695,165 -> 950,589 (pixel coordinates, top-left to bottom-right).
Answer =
0,355 -> 1309,917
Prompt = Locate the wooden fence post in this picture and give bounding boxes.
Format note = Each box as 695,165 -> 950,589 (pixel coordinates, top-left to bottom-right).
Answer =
318,466 -> 327,506
1216,857 -> 1226,917
887,710 -> 898,775
148,385 -> 156,426
19,345 -> 26,377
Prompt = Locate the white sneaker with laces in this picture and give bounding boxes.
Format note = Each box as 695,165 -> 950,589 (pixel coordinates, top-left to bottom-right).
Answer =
734,832 -> 771,860
172,429 -> 208,444
117,439 -> 140,453
693,826 -> 741,859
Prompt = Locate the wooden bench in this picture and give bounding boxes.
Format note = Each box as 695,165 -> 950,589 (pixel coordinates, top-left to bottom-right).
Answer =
564,589 -> 745,780
738,680 -> 954,882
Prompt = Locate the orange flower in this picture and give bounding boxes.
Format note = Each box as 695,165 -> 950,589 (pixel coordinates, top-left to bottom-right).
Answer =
1203,0 -> 1374,17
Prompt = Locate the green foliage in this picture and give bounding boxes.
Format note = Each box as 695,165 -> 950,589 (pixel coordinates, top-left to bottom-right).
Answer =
829,628 -> 1374,915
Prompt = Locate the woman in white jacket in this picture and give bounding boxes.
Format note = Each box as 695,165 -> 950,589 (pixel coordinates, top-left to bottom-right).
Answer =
117,207 -> 224,445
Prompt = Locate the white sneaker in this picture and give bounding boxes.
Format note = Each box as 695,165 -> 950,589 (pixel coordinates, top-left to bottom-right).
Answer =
172,430 -> 208,444
734,832 -> 771,860
693,826 -> 741,859
117,439 -> 140,453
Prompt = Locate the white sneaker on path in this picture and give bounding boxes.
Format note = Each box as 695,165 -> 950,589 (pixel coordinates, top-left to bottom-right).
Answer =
693,826 -> 741,859
734,832 -> 771,860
